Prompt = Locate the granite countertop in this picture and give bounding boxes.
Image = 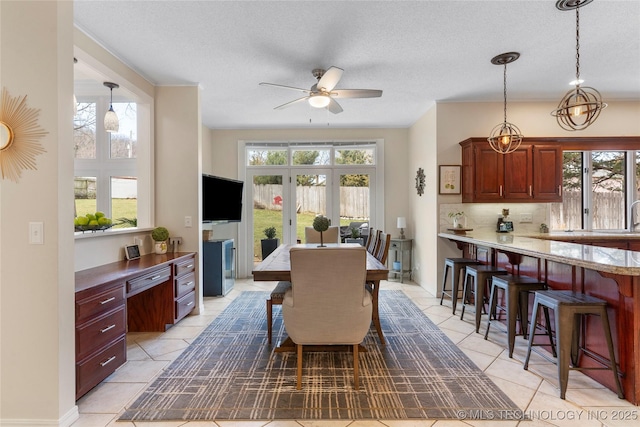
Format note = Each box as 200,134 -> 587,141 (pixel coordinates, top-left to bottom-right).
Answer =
529,231 -> 640,241
438,230 -> 640,276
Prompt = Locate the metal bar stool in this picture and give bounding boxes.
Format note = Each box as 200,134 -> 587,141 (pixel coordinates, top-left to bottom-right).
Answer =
460,264 -> 508,333
523,290 -> 624,400
440,258 -> 481,314
266,281 -> 291,345
484,274 -> 549,358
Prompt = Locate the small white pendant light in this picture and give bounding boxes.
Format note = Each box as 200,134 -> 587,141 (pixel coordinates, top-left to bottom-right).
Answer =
487,52 -> 523,154
103,82 -> 119,133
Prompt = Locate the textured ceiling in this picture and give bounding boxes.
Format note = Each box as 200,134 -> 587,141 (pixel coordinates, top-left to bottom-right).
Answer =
73,0 -> 640,130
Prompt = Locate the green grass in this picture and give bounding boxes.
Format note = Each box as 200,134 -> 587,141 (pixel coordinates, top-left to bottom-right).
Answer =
251,209 -> 357,261
75,199 -> 137,229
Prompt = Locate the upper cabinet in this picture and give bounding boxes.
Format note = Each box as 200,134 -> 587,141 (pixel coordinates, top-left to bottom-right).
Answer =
460,138 -> 562,203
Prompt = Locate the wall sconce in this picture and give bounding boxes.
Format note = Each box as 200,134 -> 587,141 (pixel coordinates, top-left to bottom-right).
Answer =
103,82 -> 119,133
397,217 -> 407,239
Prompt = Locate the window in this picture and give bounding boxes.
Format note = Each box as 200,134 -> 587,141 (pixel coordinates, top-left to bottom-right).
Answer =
74,99 -> 138,230
551,150 -> 632,231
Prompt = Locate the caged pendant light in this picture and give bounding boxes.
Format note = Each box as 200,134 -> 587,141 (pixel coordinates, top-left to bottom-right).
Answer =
103,82 -> 119,133
551,0 -> 607,131
487,52 -> 523,154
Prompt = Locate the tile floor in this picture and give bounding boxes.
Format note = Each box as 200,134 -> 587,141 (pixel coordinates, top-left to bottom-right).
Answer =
72,279 -> 640,427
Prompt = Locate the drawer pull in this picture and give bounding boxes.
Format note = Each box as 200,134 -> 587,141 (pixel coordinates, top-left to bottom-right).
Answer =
186,264 -> 194,269
186,301 -> 194,306
100,356 -> 116,367
149,275 -> 162,281
100,297 -> 116,305
529,185 -> 532,197
100,324 -> 116,333
183,281 -> 194,287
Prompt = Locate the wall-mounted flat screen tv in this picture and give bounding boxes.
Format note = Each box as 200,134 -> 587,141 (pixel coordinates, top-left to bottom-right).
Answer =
202,174 -> 243,223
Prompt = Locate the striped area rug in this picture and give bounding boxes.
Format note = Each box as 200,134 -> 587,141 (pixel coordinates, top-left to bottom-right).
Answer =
119,290 -> 518,421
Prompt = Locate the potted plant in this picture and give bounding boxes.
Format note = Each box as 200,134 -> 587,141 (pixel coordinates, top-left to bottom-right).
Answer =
313,215 -> 330,247
152,226 -> 169,254
261,226 -> 279,260
345,226 -> 365,246
448,211 -> 465,228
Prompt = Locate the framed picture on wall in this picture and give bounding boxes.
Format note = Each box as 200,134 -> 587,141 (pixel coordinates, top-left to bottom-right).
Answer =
439,165 -> 461,195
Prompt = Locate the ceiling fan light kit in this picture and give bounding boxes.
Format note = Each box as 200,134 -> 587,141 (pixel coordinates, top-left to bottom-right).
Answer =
487,52 -> 523,154
259,66 -> 382,114
551,0 -> 607,131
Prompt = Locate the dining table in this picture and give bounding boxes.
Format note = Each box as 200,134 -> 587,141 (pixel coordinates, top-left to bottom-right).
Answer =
252,243 -> 389,347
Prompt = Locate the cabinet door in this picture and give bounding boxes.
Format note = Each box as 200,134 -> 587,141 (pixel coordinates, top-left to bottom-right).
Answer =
504,145 -> 533,200
474,143 -> 504,201
461,142 -> 475,203
533,144 -> 563,202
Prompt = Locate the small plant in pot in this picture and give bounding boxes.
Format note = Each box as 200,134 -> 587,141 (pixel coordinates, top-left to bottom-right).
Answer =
345,226 -> 365,246
448,211 -> 465,228
313,215 -> 330,247
261,226 -> 279,260
152,226 -> 169,254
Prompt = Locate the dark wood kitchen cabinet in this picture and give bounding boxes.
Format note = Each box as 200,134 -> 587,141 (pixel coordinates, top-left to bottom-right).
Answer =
460,138 -> 562,203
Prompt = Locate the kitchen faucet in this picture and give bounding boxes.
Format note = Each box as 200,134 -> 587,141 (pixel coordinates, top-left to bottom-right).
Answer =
629,200 -> 640,232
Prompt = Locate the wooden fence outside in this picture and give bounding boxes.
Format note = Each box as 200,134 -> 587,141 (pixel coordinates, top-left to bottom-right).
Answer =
550,190 -> 626,230
253,184 -> 369,219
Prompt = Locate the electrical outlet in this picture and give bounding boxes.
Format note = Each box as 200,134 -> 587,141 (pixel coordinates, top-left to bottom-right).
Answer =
184,216 -> 192,227
520,213 -> 533,223
170,237 -> 183,245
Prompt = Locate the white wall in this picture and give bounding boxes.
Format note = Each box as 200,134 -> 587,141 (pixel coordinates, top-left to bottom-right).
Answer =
0,1 -> 77,425
413,100 -> 640,298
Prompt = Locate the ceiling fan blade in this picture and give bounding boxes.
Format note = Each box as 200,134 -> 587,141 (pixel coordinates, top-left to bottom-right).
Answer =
259,82 -> 310,93
332,89 -> 383,99
316,66 -> 344,92
326,98 -> 343,114
274,96 -> 309,110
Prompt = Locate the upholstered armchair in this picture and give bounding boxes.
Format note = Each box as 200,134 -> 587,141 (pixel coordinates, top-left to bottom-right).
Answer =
304,225 -> 340,244
282,246 -> 372,389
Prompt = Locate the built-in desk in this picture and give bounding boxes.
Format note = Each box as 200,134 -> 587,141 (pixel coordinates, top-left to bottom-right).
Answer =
74,252 -> 197,399
439,231 -> 640,404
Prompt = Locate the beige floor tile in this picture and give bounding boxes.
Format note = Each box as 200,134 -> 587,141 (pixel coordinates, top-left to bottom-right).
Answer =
485,375 -> 538,409
379,420 -> 436,426
526,390 -> 603,427
296,422 -> 354,427
438,326 -> 469,344
126,342 -> 152,361
70,413 -> 117,427
485,357 -> 543,390
459,347 -> 498,371
77,382 -> 146,413
581,407 -> 640,427
263,421 -> 304,427
564,386 -> 631,408
136,337 -> 190,359
103,359 -> 168,383
215,422 -> 275,427
457,333 -> 504,358
161,324 -> 207,340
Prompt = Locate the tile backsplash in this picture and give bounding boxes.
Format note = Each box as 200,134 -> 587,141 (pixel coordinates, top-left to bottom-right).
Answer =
440,203 -> 549,234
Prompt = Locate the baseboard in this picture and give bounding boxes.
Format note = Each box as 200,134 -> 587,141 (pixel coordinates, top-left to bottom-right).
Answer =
0,405 -> 79,427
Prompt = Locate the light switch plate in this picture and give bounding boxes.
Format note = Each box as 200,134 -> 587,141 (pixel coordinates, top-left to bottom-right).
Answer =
29,222 -> 44,244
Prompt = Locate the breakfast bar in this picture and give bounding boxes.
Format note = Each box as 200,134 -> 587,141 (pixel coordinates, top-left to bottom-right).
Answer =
439,230 -> 640,405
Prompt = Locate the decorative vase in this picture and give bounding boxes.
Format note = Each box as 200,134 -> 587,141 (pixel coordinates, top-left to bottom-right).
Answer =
453,217 -> 461,228
154,240 -> 167,254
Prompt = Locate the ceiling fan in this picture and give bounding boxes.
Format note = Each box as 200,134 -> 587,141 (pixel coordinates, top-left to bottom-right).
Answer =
259,66 -> 382,114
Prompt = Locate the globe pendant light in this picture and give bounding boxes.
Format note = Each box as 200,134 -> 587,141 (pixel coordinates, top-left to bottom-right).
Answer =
551,0 -> 607,131
487,52 -> 523,154
103,82 -> 119,133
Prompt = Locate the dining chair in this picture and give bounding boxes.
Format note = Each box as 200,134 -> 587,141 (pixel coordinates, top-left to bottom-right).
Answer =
304,226 -> 340,244
282,246 -> 372,389
373,231 -> 391,264
365,229 -> 380,254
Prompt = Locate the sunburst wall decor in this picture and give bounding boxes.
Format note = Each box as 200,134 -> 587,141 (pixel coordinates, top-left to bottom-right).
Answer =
0,87 -> 48,182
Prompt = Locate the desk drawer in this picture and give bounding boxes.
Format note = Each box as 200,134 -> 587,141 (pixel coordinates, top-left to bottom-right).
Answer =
127,266 -> 171,296
175,256 -> 195,277
175,271 -> 196,299
76,307 -> 126,360
175,291 -> 196,321
76,337 -> 126,399
76,285 -> 125,323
